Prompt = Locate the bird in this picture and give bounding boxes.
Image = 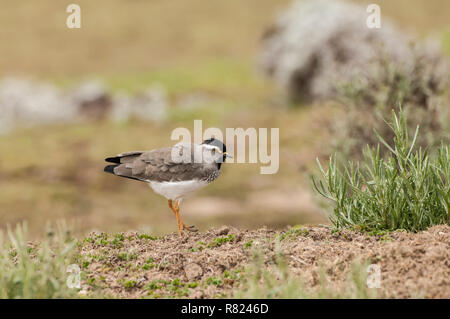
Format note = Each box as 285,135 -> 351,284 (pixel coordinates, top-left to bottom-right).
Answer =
104,138 -> 231,236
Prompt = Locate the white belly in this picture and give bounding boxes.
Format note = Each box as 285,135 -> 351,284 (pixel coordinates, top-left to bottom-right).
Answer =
148,180 -> 209,200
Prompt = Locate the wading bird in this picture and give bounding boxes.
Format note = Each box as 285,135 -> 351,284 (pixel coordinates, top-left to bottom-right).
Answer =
104,138 -> 230,236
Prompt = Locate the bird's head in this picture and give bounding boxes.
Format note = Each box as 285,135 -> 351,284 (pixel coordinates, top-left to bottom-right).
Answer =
201,138 -> 231,166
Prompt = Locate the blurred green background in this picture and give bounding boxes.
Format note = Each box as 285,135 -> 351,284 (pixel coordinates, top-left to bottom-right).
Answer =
0,0 -> 449,237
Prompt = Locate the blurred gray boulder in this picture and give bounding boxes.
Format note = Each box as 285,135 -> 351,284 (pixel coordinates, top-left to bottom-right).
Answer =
259,0 -> 447,103
0,78 -> 77,133
66,80 -> 112,120
0,78 -> 168,134
132,85 -> 167,122
110,85 -> 167,123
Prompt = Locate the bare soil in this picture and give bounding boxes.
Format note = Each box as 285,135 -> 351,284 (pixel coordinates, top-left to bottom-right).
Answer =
79,224 -> 450,299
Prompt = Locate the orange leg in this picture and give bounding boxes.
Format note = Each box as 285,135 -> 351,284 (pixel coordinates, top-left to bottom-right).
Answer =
168,200 -> 197,236
173,200 -> 197,232
168,199 -> 183,236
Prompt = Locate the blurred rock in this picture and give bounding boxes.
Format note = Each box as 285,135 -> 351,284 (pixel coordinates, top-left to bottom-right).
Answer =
110,85 -> 168,123
184,263 -> 203,281
176,92 -> 214,110
0,77 -> 78,133
132,85 -> 167,122
0,78 -> 168,134
215,226 -> 230,236
259,0 -> 448,102
110,92 -> 133,122
66,80 -> 112,121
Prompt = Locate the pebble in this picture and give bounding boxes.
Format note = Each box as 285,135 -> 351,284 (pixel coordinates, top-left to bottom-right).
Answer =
184,263 -> 203,281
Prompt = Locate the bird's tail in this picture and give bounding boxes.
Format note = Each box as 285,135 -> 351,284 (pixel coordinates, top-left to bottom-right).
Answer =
104,151 -> 145,182
103,163 -> 144,182
104,164 -> 119,174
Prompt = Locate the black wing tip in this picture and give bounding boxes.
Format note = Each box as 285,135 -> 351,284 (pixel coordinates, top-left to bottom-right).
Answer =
104,164 -> 118,174
105,156 -> 121,164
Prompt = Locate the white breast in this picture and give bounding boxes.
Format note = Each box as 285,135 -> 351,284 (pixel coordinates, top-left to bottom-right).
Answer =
148,180 -> 209,200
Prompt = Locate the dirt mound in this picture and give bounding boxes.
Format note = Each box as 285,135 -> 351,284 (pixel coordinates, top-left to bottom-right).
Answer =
79,224 -> 449,298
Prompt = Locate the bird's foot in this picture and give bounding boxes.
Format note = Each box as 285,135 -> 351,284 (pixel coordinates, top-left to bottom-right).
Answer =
183,224 -> 198,232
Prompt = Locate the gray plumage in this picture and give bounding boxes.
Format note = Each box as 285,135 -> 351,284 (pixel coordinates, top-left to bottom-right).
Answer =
104,143 -> 221,183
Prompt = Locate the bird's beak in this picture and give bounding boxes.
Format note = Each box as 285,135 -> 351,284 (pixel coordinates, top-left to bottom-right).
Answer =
223,152 -> 233,159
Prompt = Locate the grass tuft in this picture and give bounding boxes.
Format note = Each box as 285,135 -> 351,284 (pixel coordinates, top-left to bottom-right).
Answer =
234,248 -> 376,299
313,110 -> 449,232
0,221 -> 79,298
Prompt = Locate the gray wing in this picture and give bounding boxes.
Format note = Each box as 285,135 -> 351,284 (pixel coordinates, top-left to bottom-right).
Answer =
104,144 -> 216,182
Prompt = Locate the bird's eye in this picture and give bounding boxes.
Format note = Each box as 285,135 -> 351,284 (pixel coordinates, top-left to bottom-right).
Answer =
211,148 -> 216,155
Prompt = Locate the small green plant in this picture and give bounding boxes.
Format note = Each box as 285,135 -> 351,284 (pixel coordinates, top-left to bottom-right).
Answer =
123,280 -> 137,289
110,234 -> 125,248
244,240 -> 253,248
187,282 -> 198,288
206,277 -> 223,286
137,233 -> 158,240
83,237 -> 94,244
142,257 -> 156,270
277,225 -> 309,241
113,233 -> 125,241
171,278 -> 182,287
117,252 -> 128,261
207,234 -> 235,248
313,110 -> 449,232
128,252 -> 138,260
189,241 -> 206,252
143,279 -> 193,297
144,280 -> 163,290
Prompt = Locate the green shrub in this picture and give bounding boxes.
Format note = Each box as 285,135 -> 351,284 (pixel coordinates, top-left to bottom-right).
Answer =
0,222 -> 79,298
313,110 -> 449,232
